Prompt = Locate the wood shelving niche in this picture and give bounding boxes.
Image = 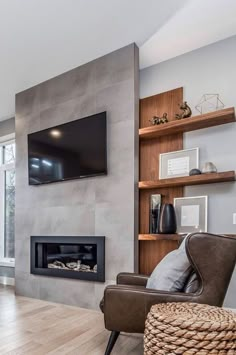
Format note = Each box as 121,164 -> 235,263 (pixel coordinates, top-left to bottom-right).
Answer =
138,87 -> 236,275
139,171 -> 236,190
139,107 -> 235,140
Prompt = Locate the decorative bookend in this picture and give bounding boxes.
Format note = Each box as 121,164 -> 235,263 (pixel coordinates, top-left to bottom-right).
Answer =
149,194 -> 161,234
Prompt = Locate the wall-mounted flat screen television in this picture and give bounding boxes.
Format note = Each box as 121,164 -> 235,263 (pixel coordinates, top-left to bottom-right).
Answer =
28,112 -> 107,185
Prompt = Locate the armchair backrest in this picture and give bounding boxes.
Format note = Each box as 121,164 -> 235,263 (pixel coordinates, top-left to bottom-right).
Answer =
186,233 -> 236,306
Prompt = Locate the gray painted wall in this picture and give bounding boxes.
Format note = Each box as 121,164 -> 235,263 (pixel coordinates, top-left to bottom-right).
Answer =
0,117 -> 15,137
0,117 -> 15,280
15,44 -> 139,309
140,35 -> 236,308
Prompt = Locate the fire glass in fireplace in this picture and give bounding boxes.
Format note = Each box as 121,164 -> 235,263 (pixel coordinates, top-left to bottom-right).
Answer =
31,236 -> 105,282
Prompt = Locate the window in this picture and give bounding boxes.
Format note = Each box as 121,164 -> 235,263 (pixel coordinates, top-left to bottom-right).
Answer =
0,139 -> 15,265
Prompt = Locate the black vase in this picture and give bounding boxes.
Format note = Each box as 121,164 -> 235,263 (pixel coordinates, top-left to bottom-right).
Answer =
158,204 -> 177,234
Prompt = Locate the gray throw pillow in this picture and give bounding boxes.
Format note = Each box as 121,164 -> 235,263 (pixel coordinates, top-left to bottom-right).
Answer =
146,236 -> 192,292
184,271 -> 200,293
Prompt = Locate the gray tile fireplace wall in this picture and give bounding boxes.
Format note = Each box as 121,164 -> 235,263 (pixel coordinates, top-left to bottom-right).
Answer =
15,44 -> 139,309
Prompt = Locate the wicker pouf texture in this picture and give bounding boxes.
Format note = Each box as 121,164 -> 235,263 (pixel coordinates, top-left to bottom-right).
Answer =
144,303 -> 236,355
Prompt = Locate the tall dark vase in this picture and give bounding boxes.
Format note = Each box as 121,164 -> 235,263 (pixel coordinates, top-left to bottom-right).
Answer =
158,204 -> 177,234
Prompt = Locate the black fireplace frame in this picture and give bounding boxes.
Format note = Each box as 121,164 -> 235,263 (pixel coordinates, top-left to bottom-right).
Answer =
30,236 -> 105,282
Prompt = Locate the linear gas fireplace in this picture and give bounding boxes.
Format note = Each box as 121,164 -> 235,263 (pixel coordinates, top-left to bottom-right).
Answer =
31,236 -> 105,282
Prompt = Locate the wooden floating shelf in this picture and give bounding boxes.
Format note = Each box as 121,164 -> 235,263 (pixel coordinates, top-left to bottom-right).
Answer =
139,233 -> 236,241
139,171 -> 236,190
139,107 -> 235,140
139,234 -> 182,241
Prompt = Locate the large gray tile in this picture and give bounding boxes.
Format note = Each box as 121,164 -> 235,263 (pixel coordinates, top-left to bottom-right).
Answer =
15,271 -> 40,299
16,185 -> 40,209
95,202 -> 135,279
15,207 -> 41,239
108,120 -> 135,151
38,276 -> 96,309
95,174 -> 134,204
39,93 -> 96,130
95,44 -> 135,90
94,202 -> 134,240
39,60 -> 96,110
96,80 -> 135,124
37,205 -> 95,236
15,85 -> 40,118
15,113 -> 40,186
105,120 -> 136,179
15,240 -> 30,273
15,160 -> 28,188
15,112 -> 40,136
30,178 -> 96,208
105,240 -> 135,280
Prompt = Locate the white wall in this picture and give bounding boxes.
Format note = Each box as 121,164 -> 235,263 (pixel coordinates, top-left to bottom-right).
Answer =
140,35 -> 236,308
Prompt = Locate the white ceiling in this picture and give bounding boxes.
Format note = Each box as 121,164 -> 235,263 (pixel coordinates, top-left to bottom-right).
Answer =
1,0 -> 236,121
140,0 -> 236,69
0,0 -> 185,121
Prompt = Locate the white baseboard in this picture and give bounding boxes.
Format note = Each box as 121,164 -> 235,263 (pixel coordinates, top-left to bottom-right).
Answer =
0,276 -> 15,286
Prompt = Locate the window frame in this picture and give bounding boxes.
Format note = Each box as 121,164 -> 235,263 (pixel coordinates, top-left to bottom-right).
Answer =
0,133 -> 15,267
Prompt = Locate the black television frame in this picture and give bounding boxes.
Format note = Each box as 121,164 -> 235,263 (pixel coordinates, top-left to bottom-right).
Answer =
27,112 -> 107,186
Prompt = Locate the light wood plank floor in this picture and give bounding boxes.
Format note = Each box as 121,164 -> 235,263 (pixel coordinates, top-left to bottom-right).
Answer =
0,285 -> 143,355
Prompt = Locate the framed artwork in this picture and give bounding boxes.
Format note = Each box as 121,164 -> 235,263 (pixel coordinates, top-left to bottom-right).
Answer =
159,148 -> 199,179
174,196 -> 208,234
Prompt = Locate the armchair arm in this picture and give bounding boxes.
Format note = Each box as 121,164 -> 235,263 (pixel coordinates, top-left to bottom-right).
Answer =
104,284 -> 199,333
116,272 -> 149,287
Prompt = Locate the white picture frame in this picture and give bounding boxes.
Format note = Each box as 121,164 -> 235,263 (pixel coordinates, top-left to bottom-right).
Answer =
159,148 -> 199,180
174,196 -> 208,234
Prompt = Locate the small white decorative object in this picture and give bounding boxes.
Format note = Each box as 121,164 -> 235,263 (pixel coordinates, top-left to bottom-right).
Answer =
195,94 -> 225,114
202,162 -> 217,174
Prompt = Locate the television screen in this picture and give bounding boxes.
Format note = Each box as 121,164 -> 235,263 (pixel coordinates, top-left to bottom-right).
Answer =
28,112 -> 107,185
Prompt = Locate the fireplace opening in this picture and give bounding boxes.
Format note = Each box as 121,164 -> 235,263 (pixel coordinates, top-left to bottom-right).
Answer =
44,243 -> 98,272
31,236 -> 105,282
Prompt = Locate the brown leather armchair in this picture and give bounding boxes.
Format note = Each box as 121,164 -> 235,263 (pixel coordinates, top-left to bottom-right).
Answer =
101,233 -> 236,354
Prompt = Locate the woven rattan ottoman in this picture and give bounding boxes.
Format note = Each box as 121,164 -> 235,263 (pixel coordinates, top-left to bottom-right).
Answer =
144,303 -> 236,355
